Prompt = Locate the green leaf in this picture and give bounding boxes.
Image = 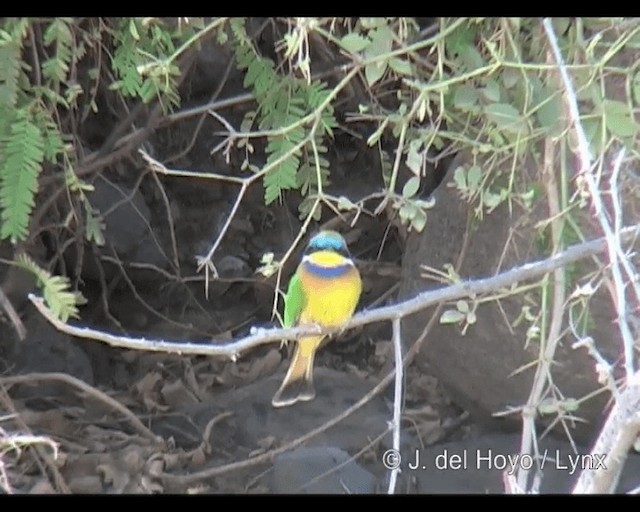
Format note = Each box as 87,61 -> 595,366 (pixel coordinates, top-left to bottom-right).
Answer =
406,140 -> 422,176
456,300 -> 469,313
411,208 -> 427,232
216,25 -> 228,45
582,117 -> 605,154
416,97 -> 427,122
402,176 -> 420,198
453,84 -> 478,111
552,18 -> 571,35
466,311 -> 477,325
440,309 -> 465,324
602,99 -> 637,139
264,136 -> 301,204
467,165 -> 481,191
360,18 -> 384,30
367,117 -> 389,146
0,41 -> 23,108
364,25 -> 393,86
388,57 -> 412,76
445,23 -> 475,57
459,45 -> 485,72
365,61 -> 387,87
560,398 -> 579,413
0,109 -> 44,242
337,196 -> 356,211
532,80 -> 563,136
501,68 -> 520,90
15,253 -> 81,322
398,201 -> 420,225
41,19 -> 73,86
231,23 -> 337,207
483,189 -> 504,210
129,19 -> 140,40
298,196 -> 320,221
340,33 -> 370,53
538,398 -> 560,415
484,102 -> 526,134
85,208 -> 105,246
633,71 -> 640,106
482,80 -> 501,103
453,166 -> 467,190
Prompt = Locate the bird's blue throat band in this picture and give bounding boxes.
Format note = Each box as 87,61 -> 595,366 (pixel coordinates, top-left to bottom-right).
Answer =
302,260 -> 353,279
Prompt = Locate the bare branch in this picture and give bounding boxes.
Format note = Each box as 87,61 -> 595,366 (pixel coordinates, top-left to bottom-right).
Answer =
28,225 -> 639,359
387,318 -> 403,494
544,18 -> 638,378
573,371 -> 640,493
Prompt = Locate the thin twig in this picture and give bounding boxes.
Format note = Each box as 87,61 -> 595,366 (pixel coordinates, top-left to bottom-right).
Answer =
387,317 -> 403,494
196,182 -> 248,279
516,123 -> 568,492
148,170 -> 182,278
543,18 -> 637,379
0,286 -> 26,340
572,371 -> 640,493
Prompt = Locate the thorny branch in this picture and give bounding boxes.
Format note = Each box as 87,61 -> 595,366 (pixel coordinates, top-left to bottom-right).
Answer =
535,18 -> 640,495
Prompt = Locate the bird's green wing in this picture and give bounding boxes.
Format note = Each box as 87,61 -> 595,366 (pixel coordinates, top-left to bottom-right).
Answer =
283,270 -> 306,328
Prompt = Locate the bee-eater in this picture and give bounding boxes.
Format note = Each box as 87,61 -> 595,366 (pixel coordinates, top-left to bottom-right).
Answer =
272,230 -> 362,408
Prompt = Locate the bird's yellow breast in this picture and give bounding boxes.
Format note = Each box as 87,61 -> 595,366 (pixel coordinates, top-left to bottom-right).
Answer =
299,252 -> 361,328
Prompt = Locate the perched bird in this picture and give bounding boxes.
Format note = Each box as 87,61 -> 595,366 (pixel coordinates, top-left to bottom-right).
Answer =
272,230 -> 362,408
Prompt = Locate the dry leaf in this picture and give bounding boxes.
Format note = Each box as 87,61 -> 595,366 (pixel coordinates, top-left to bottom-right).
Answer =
160,379 -> 198,408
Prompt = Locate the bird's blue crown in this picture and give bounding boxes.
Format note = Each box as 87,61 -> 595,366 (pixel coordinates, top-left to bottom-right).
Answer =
308,231 -> 347,253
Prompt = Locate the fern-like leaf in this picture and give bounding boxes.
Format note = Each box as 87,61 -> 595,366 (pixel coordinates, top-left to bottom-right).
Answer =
264,136 -> 301,204
0,108 -> 44,243
231,18 -> 338,206
0,19 -> 29,109
110,18 -> 186,111
15,254 -> 81,322
42,18 -> 73,85
33,105 -> 65,162
0,41 -> 22,109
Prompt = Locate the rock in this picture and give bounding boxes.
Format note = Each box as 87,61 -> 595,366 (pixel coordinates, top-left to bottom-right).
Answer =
398,155 -> 639,443
271,446 -> 377,494
9,311 -> 94,399
151,367 -> 390,453
72,176 -> 169,283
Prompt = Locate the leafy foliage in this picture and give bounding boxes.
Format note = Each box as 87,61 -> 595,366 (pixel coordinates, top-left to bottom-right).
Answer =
110,18 -> 202,110
15,253 -> 82,322
0,108 -> 44,242
339,18 -> 417,87
0,29 -> 27,110
42,18 -> 74,86
0,19 -> 67,243
231,18 -> 337,208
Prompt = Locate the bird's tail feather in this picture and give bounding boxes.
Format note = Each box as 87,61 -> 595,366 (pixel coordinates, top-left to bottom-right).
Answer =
272,336 -> 322,408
